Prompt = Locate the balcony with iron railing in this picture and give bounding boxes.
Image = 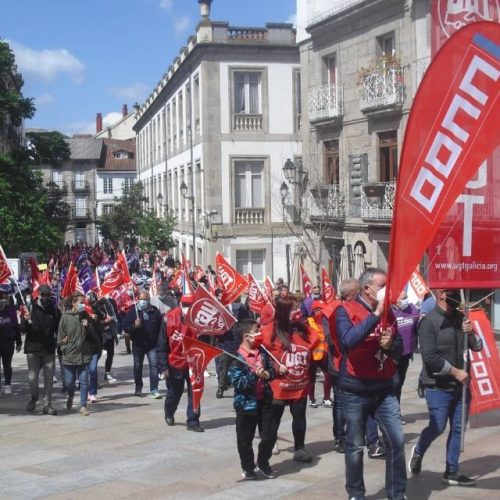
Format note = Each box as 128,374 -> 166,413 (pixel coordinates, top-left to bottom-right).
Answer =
234,207 -> 265,225
71,179 -> 90,193
412,56 -> 431,97
307,184 -> 346,220
233,113 -> 263,132
72,208 -> 92,221
308,84 -> 344,123
47,181 -> 68,196
360,181 -> 396,220
359,65 -> 404,113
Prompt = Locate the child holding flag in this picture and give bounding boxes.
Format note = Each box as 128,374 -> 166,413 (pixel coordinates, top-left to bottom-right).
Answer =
228,319 -> 280,480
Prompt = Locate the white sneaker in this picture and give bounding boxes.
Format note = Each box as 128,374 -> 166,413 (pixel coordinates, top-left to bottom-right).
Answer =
4,385 -> 12,395
105,372 -> 116,382
272,443 -> 280,455
322,399 -> 333,408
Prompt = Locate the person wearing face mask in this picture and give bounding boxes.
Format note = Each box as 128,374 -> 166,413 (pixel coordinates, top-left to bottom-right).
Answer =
391,289 -> 419,423
0,290 -> 22,395
20,284 -> 60,414
300,284 -> 323,318
335,267 -> 405,500
227,319 -> 277,480
158,294 -> 203,431
57,291 -> 95,416
409,289 -> 482,487
123,290 -> 163,398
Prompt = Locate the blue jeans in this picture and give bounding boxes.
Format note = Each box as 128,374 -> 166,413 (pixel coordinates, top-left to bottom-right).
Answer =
88,353 -> 101,396
132,343 -> 158,392
164,367 -> 199,426
333,386 -> 346,441
64,364 -> 88,407
342,389 -> 406,500
366,415 -> 379,446
415,387 -> 470,474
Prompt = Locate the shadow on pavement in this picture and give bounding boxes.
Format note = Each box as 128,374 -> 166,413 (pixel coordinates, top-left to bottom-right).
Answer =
273,439 -> 333,476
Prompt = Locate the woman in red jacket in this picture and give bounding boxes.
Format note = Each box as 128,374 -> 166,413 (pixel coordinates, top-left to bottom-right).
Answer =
261,296 -> 319,463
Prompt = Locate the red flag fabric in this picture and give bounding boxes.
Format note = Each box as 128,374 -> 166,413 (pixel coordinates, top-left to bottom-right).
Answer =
61,263 -> 78,299
263,276 -> 274,302
194,265 -> 206,282
215,252 -> 248,305
408,268 -> 430,302
469,309 -> 500,415
183,335 -> 224,413
171,269 -> 183,290
99,250 -> 132,297
321,267 -> 335,303
300,264 -> 313,297
0,245 -> 13,285
247,273 -> 268,314
185,283 -> 237,336
385,22 -> 500,308
109,283 -> 135,313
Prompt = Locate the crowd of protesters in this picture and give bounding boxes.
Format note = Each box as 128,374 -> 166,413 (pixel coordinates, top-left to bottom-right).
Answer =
0,242 -> 484,498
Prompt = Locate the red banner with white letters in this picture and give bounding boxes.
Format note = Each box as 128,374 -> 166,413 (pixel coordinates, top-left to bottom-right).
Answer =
99,251 -> 132,297
215,252 -> 248,305
321,266 -> 335,303
185,283 -> 237,336
468,309 -> 500,415
300,264 -> 313,297
385,22 -> 500,310
247,273 -> 268,314
0,245 -> 13,285
183,335 -> 223,413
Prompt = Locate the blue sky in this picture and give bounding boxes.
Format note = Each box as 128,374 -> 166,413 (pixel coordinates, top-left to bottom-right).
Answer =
1,0 -> 296,135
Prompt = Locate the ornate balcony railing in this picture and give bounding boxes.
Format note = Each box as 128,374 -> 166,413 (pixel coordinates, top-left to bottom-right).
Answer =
71,179 -> 90,193
72,209 -> 92,221
412,56 -> 431,96
308,84 -> 344,122
360,181 -> 396,220
227,27 -> 267,41
307,184 -> 346,219
359,66 -> 404,112
233,113 -> 263,132
234,208 -> 265,225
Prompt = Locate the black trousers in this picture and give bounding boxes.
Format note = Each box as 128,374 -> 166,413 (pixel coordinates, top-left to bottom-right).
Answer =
103,338 -> 115,373
216,353 -> 232,390
236,400 -> 283,472
164,367 -> 199,426
0,338 -> 15,386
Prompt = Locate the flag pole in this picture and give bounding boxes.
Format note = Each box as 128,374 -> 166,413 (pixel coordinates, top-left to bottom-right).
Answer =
260,345 -> 283,367
459,288 -> 470,452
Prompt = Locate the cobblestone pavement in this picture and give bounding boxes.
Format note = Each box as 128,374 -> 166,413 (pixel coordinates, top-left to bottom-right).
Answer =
0,343 -> 499,499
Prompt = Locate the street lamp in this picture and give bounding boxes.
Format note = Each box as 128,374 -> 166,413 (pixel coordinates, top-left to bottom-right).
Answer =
280,181 -> 289,204
180,180 -> 196,266
282,158 -> 307,224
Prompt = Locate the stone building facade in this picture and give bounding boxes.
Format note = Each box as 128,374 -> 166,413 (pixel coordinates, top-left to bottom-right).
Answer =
134,4 -> 302,281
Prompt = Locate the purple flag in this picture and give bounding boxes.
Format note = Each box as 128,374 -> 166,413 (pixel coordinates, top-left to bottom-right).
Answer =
78,263 -> 97,294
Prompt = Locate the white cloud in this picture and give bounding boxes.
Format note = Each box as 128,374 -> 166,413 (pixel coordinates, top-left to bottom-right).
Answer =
64,111 -> 125,136
174,16 -> 190,36
35,93 -> 54,106
287,13 -> 297,26
107,83 -> 149,101
159,0 -> 173,11
8,40 -> 85,84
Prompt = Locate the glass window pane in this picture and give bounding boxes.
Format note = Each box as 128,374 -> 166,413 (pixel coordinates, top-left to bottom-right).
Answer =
251,250 -> 265,280
236,250 -> 250,277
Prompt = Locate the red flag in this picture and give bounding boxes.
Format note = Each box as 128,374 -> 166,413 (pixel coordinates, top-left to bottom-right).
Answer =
99,250 -> 132,297
469,309 -> 500,415
0,245 -> 13,285
183,335 -> 224,413
194,265 -> 206,282
263,276 -> 274,302
171,269 -> 183,290
321,267 -> 335,303
247,273 -> 268,314
109,283 -> 135,313
385,22 -> 500,310
185,283 -> 237,335
61,263 -> 78,299
215,252 -> 248,305
300,264 -> 313,297
408,268 -> 430,301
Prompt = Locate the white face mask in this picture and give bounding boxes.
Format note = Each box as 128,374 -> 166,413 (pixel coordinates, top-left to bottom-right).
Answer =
376,286 -> 386,303
399,298 -> 410,310
181,306 -> 189,316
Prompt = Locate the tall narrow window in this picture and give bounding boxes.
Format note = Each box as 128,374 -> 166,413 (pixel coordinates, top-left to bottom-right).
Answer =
52,170 -> 63,188
378,33 -> 395,57
75,196 -> 87,217
324,140 -> 340,185
327,55 -> 337,85
234,72 -> 261,114
103,177 -> 113,194
293,69 -> 302,133
379,131 -> 398,182
236,249 -> 265,281
235,161 -> 263,208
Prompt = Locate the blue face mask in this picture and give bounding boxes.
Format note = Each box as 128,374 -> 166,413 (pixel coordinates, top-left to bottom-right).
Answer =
76,302 -> 86,313
138,300 -> 150,311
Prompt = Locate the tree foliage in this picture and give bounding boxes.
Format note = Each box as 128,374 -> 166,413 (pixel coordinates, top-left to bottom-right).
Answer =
26,130 -> 71,165
97,182 -> 176,251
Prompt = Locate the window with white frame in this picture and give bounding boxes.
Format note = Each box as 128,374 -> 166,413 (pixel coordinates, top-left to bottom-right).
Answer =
75,171 -> 85,189
75,196 -> 87,217
102,204 -> 114,215
113,150 -> 130,159
234,161 -> 264,208
103,177 -> 113,194
123,178 -> 134,191
52,170 -> 63,188
234,72 -> 261,114
236,249 -> 265,281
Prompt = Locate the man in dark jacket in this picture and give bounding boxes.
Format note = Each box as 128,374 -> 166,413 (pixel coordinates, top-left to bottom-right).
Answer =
123,290 -> 162,398
21,284 -> 60,415
335,268 -> 405,500
409,289 -> 482,487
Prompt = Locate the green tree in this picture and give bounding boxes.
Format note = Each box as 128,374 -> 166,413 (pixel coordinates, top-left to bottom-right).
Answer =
25,130 -> 71,165
97,181 -> 176,251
